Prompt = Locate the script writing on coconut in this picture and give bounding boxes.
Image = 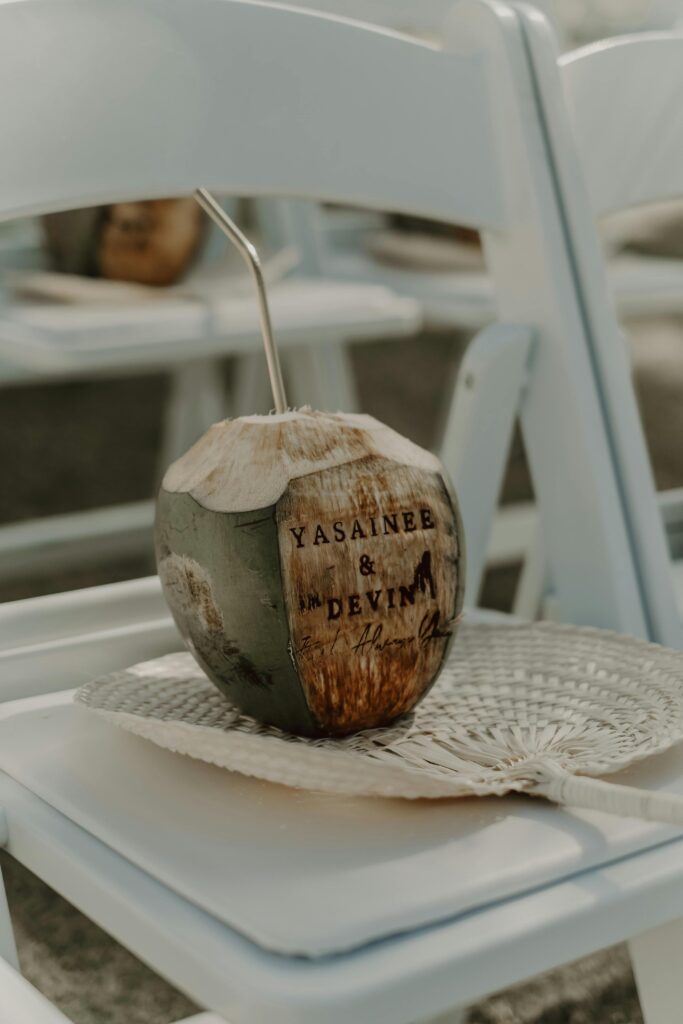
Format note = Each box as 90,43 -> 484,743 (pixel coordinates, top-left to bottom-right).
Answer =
156,411 -> 464,737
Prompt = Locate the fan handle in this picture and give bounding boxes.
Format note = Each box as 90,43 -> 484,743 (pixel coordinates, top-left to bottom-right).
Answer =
535,771 -> 683,826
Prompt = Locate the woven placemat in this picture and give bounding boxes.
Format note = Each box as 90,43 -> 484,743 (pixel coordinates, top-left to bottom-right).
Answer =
75,621 -> 683,816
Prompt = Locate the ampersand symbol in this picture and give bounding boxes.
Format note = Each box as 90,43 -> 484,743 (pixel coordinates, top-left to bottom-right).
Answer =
359,554 -> 375,576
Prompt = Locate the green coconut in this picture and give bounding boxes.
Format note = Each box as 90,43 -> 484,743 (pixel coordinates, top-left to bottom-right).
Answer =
155,408 -> 465,737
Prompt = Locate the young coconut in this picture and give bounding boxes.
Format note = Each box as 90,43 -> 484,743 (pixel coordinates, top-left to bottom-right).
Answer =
155,191 -> 465,737
156,409 -> 464,736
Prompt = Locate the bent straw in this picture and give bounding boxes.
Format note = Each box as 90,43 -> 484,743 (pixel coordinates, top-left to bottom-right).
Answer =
194,188 -> 288,414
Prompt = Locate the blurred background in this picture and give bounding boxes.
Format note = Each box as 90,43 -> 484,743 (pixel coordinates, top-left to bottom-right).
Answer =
3,1 -> 683,1021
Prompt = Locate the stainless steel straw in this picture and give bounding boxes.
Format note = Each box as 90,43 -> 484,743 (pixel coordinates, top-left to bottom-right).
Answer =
194,188 -> 288,414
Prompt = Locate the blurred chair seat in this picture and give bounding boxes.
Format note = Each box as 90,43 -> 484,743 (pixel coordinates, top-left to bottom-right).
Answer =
0,277 -> 420,379
324,239 -> 683,328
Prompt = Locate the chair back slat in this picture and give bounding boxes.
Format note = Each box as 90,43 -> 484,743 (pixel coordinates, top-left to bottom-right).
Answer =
0,0 -> 505,228
561,34 -> 683,216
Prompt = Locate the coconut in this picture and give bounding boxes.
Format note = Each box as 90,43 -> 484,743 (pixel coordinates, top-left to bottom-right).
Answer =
155,408 -> 465,737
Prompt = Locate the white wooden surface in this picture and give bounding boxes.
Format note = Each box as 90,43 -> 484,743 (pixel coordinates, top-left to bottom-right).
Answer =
269,0 -> 564,40
0,576 -> 179,701
453,0 -> 648,634
325,248 -> 683,327
630,917 -> 683,1024
2,581 -> 683,1023
441,323 -> 533,604
0,279 -> 419,379
0,501 -> 153,583
521,8 -> 683,647
0,1 -> 505,229
561,33 -> 683,217
5,678 -> 683,960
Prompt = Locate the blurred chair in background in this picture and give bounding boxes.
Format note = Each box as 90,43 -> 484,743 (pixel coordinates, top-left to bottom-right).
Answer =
497,11 -> 683,639
0,196 -> 419,593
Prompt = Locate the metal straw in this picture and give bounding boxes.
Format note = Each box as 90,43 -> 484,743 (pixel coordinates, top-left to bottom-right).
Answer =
194,188 -> 288,414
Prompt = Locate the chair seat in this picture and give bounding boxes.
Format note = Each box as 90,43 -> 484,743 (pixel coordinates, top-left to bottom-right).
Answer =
2,619 -> 683,960
327,248 -> 683,328
0,278 -> 420,379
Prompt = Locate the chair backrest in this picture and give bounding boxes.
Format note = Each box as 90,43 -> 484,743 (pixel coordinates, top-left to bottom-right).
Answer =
515,5 -> 683,646
0,0 -> 653,637
561,33 -> 683,217
0,0 -> 504,227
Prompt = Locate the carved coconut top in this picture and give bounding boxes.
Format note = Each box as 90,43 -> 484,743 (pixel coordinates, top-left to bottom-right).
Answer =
161,409 -> 444,512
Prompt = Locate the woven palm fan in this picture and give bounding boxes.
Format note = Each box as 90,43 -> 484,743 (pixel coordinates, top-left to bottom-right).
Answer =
77,620 -> 683,824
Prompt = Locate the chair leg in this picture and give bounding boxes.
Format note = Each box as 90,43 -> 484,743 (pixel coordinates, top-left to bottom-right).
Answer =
229,352 -> 276,417
175,1014 -> 230,1024
440,323 -> 533,606
0,862 -> 19,970
160,360 -> 227,472
630,917 -> 683,1024
512,523 -> 547,620
285,341 -> 360,413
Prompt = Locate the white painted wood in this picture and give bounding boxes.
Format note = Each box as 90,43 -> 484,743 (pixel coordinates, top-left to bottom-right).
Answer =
0,576 -> 166,654
561,33 -> 683,217
0,280 -> 419,378
3,677 -> 683,1021
630,918 -> 683,1024
0,1 -> 505,229
0,956 -> 70,1023
440,323 -> 533,605
449,1 -> 647,634
519,6 -> 683,646
267,0 -> 564,41
488,501 -> 537,565
9,633 -> 683,965
324,248 -> 683,327
0,501 -> 153,582
0,577 -> 178,701
179,1001 -> 467,1023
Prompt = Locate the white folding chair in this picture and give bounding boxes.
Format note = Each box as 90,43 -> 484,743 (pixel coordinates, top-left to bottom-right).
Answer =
504,8 -> 683,647
1,1 -> 673,1021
